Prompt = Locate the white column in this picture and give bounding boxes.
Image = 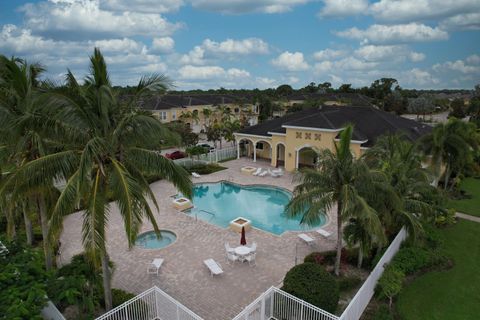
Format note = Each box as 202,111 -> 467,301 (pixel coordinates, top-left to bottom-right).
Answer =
253,142 -> 257,162
237,141 -> 240,159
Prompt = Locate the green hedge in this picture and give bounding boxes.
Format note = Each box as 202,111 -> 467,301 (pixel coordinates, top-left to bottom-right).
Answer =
185,163 -> 227,174
282,262 -> 339,313
112,289 -> 136,308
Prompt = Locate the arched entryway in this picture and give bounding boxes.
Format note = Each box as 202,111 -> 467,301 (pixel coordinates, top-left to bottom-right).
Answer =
237,138 -> 254,159
296,146 -> 319,169
276,143 -> 286,168
254,140 -> 272,162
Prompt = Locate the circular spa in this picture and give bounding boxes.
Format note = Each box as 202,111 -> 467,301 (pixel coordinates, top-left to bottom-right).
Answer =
185,181 -> 326,235
135,230 -> 177,249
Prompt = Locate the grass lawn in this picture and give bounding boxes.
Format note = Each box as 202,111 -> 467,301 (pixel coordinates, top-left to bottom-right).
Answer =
448,177 -> 480,217
396,220 -> 480,320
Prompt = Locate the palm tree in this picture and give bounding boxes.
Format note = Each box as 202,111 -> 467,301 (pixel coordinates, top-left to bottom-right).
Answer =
0,55 -> 57,268
286,125 -> 383,275
421,119 -> 478,189
15,48 -> 192,310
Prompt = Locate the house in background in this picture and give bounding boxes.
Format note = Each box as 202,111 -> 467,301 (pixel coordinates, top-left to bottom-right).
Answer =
234,105 -> 431,172
136,94 -> 259,133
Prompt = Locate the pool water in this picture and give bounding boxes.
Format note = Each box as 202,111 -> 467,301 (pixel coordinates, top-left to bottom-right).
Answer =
135,230 -> 177,249
186,182 -> 325,235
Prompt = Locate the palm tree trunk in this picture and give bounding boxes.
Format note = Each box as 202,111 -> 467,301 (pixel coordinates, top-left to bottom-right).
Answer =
334,202 -> 342,276
101,251 -> 113,311
357,247 -> 364,269
443,164 -> 451,190
37,195 -> 53,270
22,204 -> 33,245
5,205 -> 17,240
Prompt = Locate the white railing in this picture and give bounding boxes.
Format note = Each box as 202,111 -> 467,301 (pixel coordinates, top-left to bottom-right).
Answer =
339,227 -> 408,320
41,300 -> 66,320
233,287 -> 339,320
95,286 -> 203,320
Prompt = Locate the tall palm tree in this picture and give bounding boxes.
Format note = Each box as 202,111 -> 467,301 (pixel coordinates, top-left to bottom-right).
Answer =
421,119 -> 478,189
0,55 -> 57,269
286,125 -> 383,275
16,48 -> 192,310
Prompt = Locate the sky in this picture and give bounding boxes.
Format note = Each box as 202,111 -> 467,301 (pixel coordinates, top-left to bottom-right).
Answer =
0,0 -> 479,90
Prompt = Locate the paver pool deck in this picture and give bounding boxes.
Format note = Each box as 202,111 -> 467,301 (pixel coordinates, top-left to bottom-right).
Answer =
58,158 -> 337,320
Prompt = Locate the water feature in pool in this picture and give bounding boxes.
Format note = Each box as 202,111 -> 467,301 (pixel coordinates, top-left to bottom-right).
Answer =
185,182 -> 326,235
135,230 -> 177,249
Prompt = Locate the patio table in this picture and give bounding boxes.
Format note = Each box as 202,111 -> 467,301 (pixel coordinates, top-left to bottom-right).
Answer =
234,246 -> 251,261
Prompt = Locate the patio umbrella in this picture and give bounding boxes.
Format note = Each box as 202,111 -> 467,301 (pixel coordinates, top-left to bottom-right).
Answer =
240,226 -> 247,246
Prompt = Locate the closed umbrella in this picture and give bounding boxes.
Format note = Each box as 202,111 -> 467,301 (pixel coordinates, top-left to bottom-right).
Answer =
240,226 -> 247,246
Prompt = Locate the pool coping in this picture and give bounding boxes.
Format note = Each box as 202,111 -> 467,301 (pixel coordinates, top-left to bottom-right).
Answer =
173,179 -> 332,238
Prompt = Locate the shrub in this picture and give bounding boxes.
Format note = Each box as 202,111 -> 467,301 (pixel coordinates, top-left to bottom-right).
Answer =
282,262 -> 339,313
185,163 -> 226,175
391,247 -> 432,275
372,304 -> 394,320
112,289 -> 136,308
304,250 -> 336,265
377,265 -> 404,309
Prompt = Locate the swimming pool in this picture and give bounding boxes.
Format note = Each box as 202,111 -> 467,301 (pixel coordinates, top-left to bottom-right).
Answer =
135,230 -> 177,249
185,182 -> 326,235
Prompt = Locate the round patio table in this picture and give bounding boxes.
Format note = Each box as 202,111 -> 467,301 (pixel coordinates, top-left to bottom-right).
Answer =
234,246 -> 251,261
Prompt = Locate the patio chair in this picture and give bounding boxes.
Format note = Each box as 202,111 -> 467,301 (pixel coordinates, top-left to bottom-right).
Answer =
147,258 -> 164,276
204,259 -> 224,277
244,253 -> 256,266
252,168 -> 262,176
298,233 -> 315,246
225,251 -> 240,265
315,228 -> 331,238
249,242 -> 257,254
192,172 -> 201,178
225,242 -> 235,254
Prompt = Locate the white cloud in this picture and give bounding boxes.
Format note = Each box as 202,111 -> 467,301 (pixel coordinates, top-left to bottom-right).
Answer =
151,37 -> 175,53
401,68 -> 439,86
313,49 -> 346,60
314,61 -> 334,73
439,12 -> 480,30
319,0 -> 368,17
255,77 -> 278,88
433,59 -> 480,74
178,65 -> 250,80
466,54 -> 480,64
202,38 -> 269,55
271,51 -> 309,71
101,0 -> 184,13
354,45 -> 425,62
189,0 -> 310,14
20,0 -> 182,39
180,46 -> 206,65
336,23 -> 449,44
94,38 -> 145,53
369,0 -> 480,23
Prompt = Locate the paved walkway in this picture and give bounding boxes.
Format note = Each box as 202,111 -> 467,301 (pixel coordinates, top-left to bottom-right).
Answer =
58,158 -> 337,320
455,212 -> 480,223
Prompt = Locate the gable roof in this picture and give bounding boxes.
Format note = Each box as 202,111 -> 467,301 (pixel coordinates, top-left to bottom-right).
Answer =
238,106 -> 431,147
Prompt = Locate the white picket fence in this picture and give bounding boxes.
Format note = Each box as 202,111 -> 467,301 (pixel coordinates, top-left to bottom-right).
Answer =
339,227 -> 408,320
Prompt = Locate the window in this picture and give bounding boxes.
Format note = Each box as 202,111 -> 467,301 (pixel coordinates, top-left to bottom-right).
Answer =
172,111 -> 176,120
159,111 -> 167,121
256,142 -> 264,150
234,108 -> 240,113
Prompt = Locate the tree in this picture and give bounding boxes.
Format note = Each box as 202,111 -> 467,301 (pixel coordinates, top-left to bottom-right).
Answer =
223,119 -> 241,146
286,125 -> 383,276
407,95 -> 435,120
165,122 -> 198,147
205,122 -> 223,149
338,83 -> 353,93
449,99 -> 466,118
0,55 -> 56,269
276,84 -> 294,97
15,48 -> 192,310
377,265 -> 404,310
258,96 -> 274,123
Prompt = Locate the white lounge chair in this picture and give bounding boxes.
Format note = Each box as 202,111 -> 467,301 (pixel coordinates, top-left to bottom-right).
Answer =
147,258 -> 164,275
252,168 -> 262,176
258,170 -> 268,177
204,259 -> 224,277
192,172 -> 201,178
316,229 -> 331,238
272,168 -> 283,174
244,253 -> 256,266
268,169 -> 281,178
298,233 -> 315,245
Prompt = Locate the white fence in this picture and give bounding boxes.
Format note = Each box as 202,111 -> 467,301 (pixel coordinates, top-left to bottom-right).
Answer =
339,227 -> 408,320
95,286 -> 203,320
41,300 -> 66,320
233,287 -> 339,320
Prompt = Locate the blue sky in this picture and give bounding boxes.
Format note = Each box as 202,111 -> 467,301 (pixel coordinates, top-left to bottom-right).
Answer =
0,0 -> 479,90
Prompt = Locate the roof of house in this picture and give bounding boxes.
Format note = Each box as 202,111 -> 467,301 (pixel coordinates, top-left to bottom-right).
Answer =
136,94 -> 255,111
285,92 -> 373,107
237,105 -> 431,147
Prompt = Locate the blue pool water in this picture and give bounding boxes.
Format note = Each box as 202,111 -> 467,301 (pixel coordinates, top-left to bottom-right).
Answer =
135,230 -> 177,249
185,182 -> 325,235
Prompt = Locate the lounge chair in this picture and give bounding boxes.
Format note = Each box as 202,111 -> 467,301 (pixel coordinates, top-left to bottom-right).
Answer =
316,229 -> 331,238
147,258 -> 164,275
204,259 -> 224,277
268,169 -> 281,178
258,170 -> 268,177
252,168 -> 262,176
298,233 -> 315,245
192,172 -> 201,178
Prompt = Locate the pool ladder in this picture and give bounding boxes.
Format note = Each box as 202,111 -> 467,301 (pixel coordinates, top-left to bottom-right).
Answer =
194,209 -> 216,222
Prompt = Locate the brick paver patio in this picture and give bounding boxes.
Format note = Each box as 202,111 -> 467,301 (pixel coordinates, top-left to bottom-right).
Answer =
58,158 -> 337,320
